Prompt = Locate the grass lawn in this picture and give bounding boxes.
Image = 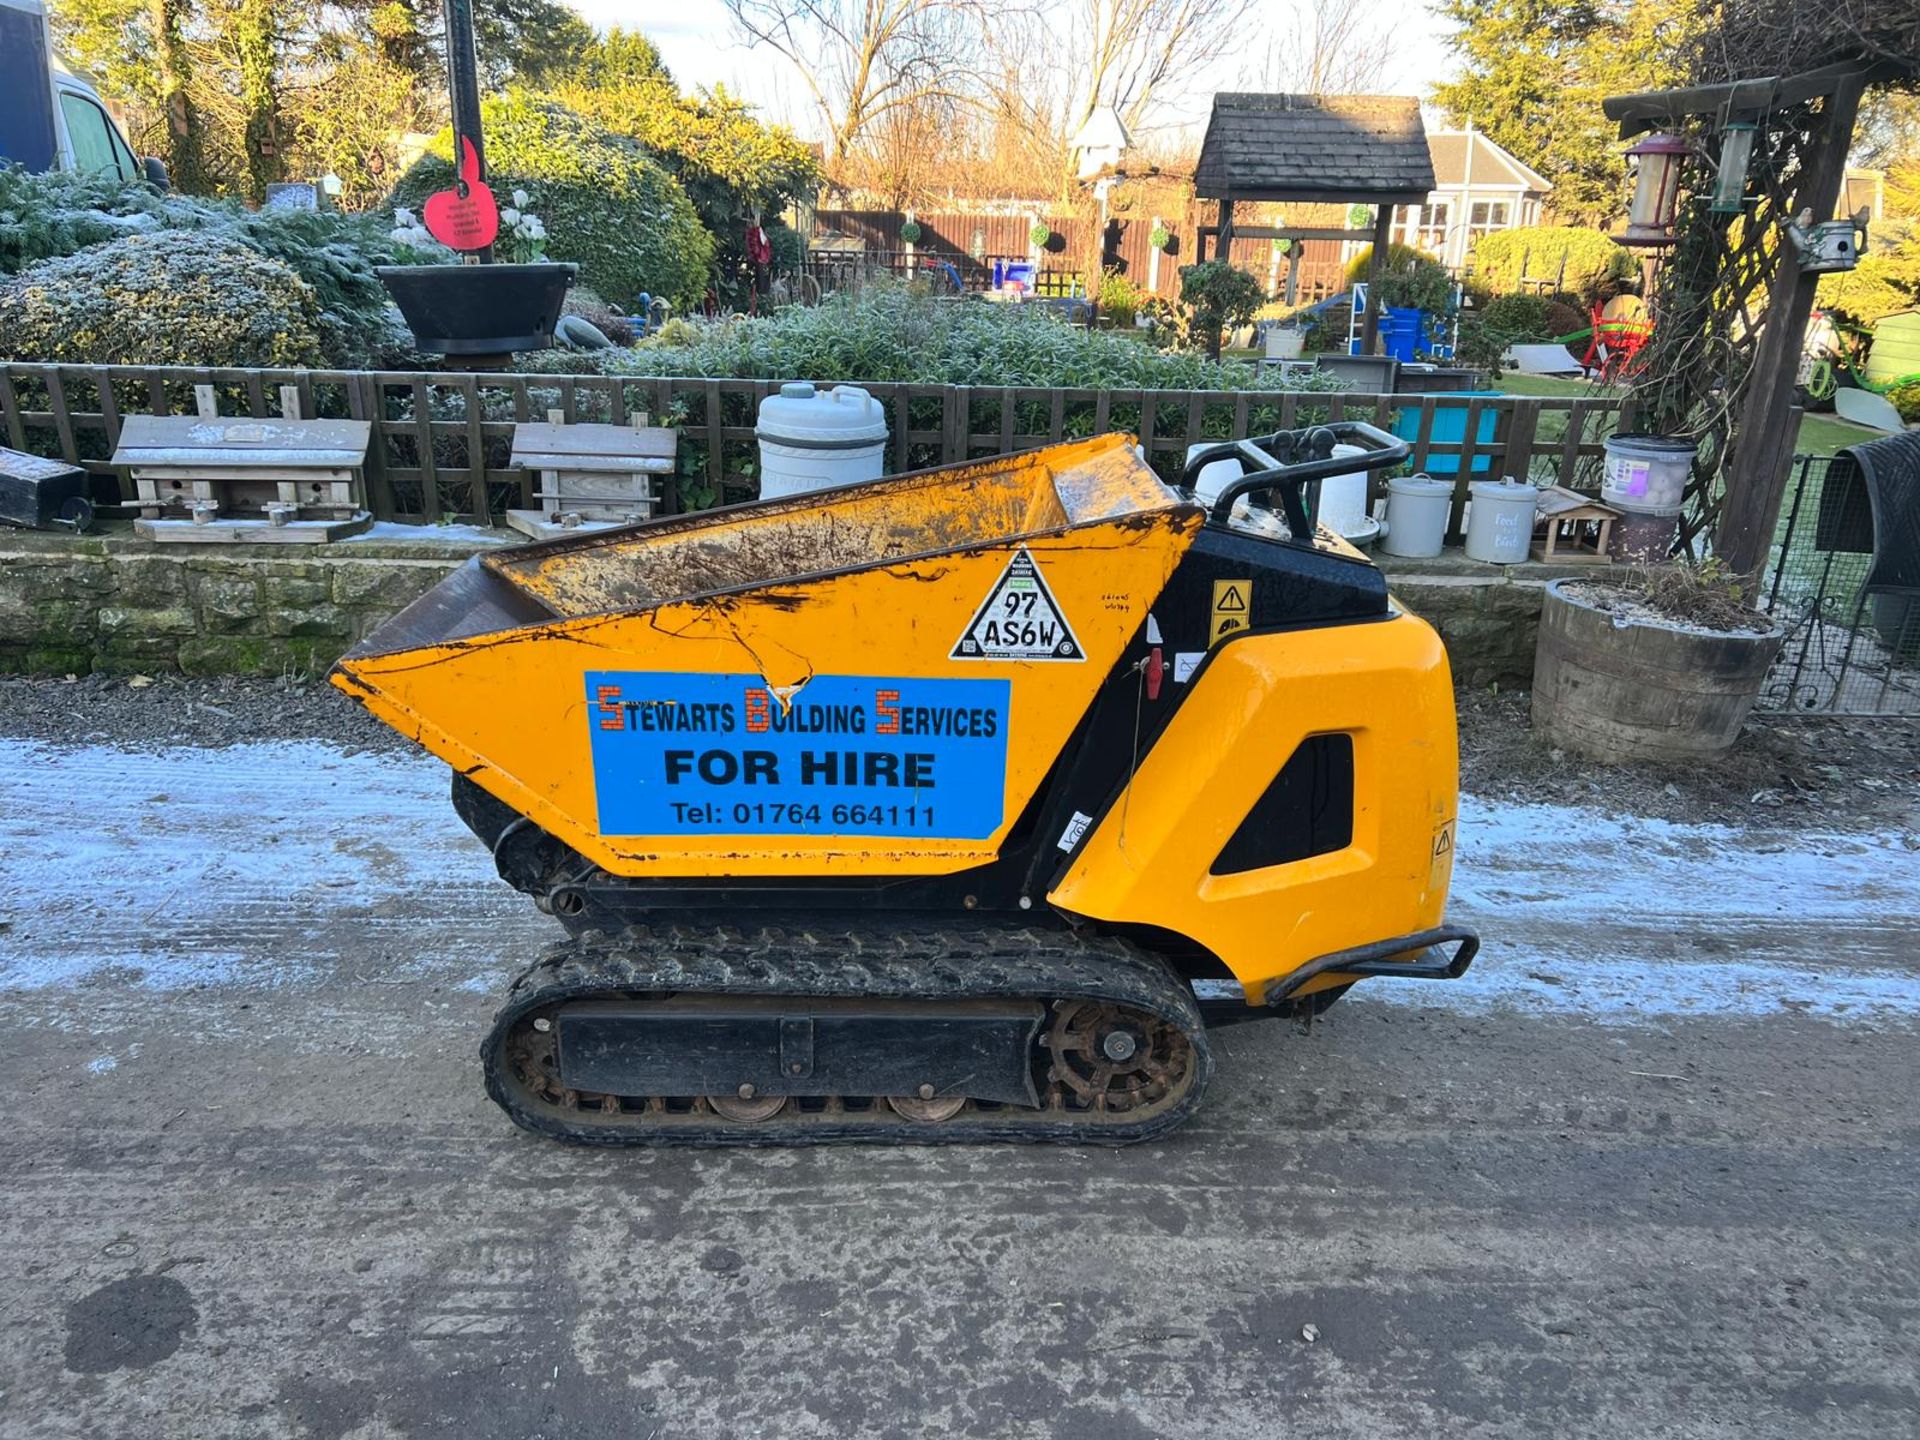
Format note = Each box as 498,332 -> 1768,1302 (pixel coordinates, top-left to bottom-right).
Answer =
1489,373 -> 1885,457
1211,360 -> 1888,457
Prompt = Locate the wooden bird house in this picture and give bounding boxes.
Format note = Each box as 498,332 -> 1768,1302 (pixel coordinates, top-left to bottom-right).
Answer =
1532,486 -> 1620,563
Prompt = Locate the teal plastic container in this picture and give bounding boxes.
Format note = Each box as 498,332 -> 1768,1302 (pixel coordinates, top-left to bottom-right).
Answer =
1392,393 -> 1500,475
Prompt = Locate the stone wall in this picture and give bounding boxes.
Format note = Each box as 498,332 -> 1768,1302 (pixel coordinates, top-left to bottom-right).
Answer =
1377,553 -> 1596,689
1,525 -> 1579,686
0,526 -> 487,676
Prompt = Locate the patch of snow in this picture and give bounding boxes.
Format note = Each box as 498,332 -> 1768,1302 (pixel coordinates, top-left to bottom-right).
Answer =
86,1054 -> 117,1074
3,739 -> 1916,1036
344,521 -> 517,547
1450,795 -> 1920,924
0,738 -> 538,994
1369,794 -> 1920,1028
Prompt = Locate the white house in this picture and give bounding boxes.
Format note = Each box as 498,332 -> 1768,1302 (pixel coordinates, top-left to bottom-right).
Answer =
1390,128 -> 1553,271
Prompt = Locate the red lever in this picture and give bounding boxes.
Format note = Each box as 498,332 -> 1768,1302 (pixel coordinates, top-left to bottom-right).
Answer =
1145,646 -> 1164,700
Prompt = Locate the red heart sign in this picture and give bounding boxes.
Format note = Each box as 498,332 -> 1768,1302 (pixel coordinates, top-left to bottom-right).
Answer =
423,137 -> 499,252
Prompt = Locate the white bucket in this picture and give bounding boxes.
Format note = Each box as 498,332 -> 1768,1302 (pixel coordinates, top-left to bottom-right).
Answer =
756,382 -> 889,500
1380,474 -> 1453,558
1464,478 -> 1540,563
1601,433 -> 1694,515
1315,443 -> 1372,538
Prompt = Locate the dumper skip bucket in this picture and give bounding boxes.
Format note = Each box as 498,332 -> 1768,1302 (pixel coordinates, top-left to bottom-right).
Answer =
333,435 -> 1202,878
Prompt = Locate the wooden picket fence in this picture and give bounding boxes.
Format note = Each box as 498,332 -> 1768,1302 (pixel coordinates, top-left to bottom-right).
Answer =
0,362 -> 1630,541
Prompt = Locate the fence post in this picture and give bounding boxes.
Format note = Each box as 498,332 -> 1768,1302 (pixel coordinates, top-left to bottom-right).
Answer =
1502,398 -> 1540,484
943,386 -> 969,462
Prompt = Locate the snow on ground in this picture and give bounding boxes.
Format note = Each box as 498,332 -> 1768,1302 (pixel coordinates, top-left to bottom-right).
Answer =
0,738 -> 532,994
344,521 -> 515,547
2,738 -> 1917,1026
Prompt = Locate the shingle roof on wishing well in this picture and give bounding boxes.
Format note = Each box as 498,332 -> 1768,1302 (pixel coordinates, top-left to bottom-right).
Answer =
1194,94 -> 1435,204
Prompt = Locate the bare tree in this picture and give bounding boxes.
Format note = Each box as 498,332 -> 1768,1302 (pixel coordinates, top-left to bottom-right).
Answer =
1073,0 -> 1260,133
721,0 -> 984,162
1243,0 -> 1393,94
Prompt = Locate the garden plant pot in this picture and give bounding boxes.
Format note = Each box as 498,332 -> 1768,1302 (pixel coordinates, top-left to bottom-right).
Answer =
377,262 -> 577,357
1531,578 -> 1785,763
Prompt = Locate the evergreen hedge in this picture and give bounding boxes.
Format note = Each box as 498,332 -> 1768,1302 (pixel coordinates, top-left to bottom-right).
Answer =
389,96 -> 713,310
0,233 -> 325,367
1468,226 -> 1634,302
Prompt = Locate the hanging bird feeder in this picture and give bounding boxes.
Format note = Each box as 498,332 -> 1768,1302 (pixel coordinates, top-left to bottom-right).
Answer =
1709,119 -> 1759,214
1621,132 -> 1692,246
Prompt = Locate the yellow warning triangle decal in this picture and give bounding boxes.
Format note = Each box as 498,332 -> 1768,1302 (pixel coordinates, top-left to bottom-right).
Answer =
1216,584 -> 1247,612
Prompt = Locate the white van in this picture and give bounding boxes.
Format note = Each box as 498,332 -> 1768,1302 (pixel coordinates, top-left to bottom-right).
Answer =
0,0 -> 163,184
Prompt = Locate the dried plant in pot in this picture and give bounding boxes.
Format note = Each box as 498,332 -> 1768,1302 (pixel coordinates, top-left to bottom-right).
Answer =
1531,561 -> 1786,762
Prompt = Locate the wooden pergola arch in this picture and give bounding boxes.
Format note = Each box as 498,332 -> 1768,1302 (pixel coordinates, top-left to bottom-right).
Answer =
1192,93 -> 1437,351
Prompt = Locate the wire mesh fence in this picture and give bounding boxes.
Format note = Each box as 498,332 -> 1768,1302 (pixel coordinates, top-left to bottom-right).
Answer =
1759,453 -> 1920,715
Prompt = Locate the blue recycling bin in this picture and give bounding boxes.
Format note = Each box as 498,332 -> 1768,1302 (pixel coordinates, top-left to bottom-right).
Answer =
1381,306 -> 1427,363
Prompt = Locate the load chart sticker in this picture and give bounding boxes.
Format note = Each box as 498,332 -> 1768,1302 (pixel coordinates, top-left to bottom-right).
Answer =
586,672 -> 1012,840
952,547 -> 1084,662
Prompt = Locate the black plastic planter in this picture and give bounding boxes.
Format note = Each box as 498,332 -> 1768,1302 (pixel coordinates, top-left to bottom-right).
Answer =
377,262 -> 577,357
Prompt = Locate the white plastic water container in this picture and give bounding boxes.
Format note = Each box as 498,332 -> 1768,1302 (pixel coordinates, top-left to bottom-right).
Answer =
1316,443 -> 1374,540
1464,478 -> 1540,563
1601,433 -> 1694,515
1183,441 -> 1289,540
755,382 -> 889,499
1380,474 -> 1453,557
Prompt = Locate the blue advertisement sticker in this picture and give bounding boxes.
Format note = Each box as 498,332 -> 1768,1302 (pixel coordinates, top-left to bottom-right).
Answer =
585,672 -> 1011,840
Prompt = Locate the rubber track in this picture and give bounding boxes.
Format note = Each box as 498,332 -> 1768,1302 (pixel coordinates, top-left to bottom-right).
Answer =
481,918 -> 1214,1148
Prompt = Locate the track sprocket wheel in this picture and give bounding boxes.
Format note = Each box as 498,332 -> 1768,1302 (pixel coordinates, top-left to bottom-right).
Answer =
1043,999 -> 1192,1114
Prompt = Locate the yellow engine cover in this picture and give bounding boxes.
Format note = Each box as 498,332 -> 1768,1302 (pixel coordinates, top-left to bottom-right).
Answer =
1047,613 -> 1459,1001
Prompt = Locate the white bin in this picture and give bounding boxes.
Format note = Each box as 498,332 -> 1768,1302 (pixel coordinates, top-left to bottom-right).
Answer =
1464,478 -> 1540,563
1380,474 -> 1453,558
1315,443 -> 1374,541
1183,441 -> 1288,541
756,383 -> 889,500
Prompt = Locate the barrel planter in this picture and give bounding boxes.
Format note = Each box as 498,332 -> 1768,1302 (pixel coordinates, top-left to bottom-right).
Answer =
1531,579 -> 1785,762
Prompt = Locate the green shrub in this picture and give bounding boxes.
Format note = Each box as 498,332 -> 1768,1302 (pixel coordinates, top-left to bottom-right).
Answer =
1819,243 -> 1920,329
1544,297 -> 1589,338
1480,293 -> 1553,335
768,221 -> 806,275
1343,243 -> 1441,285
1096,269 -> 1146,327
1886,376 -> 1920,423
1468,227 -> 1633,302
0,233 -> 325,366
1456,292 -> 1555,376
603,280 -> 1348,391
0,167 -> 404,364
390,95 -> 713,310
1372,255 -> 1455,314
1178,260 -> 1266,355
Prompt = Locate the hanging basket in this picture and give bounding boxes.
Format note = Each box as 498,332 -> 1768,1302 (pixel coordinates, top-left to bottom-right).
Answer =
1030,221 -> 1054,248
1148,223 -> 1171,251
899,220 -> 923,245
377,262 -> 577,356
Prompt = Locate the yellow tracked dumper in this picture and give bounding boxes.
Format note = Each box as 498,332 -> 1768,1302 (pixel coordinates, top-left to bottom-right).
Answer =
333,425 -> 1477,1145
